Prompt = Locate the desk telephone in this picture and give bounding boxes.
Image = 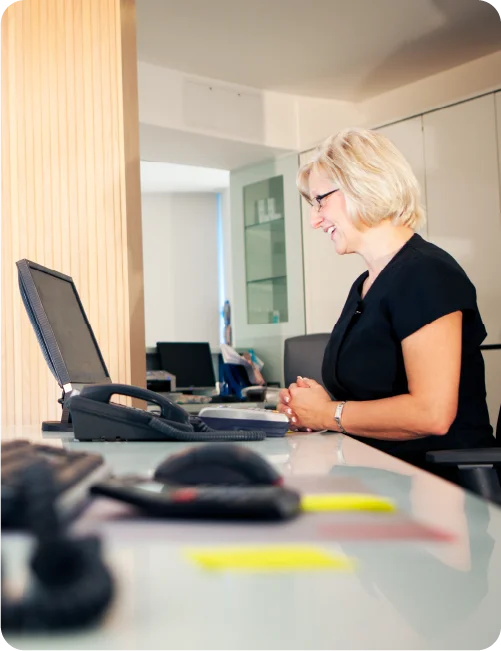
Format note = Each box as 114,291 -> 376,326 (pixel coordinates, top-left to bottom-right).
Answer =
67,384 -> 266,442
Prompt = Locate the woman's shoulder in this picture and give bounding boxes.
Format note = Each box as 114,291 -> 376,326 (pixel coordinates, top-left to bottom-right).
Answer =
384,235 -> 483,341
396,234 -> 473,287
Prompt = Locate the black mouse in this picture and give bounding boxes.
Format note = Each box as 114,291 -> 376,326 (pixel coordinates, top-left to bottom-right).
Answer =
153,443 -> 283,486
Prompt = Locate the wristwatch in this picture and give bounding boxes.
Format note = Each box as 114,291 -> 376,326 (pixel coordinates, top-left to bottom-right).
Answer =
334,401 -> 347,434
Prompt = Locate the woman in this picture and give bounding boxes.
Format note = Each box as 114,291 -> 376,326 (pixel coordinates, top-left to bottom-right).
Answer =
278,127 -> 495,472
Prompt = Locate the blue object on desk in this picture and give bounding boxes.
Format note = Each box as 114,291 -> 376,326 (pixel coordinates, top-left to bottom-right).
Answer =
218,359 -> 246,399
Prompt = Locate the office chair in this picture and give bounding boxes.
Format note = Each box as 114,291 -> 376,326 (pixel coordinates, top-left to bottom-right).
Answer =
283,333 -> 331,389
427,404 -> 501,505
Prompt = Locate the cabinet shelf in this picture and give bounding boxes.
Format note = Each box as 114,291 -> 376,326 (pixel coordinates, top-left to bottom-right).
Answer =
246,275 -> 287,285
245,217 -> 284,230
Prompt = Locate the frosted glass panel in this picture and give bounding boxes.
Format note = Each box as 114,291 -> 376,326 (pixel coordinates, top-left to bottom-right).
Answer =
246,277 -> 288,325
245,219 -> 286,282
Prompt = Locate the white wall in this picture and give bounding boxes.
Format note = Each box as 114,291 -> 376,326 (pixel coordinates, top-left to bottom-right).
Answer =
141,193 -> 221,348
137,51 -> 501,167
137,62 -> 299,151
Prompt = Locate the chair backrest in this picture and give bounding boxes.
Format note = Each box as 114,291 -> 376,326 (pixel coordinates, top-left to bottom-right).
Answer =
283,333 -> 331,389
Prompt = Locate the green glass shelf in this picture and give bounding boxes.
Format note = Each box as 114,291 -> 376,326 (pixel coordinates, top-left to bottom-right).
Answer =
246,275 -> 287,285
244,217 -> 284,230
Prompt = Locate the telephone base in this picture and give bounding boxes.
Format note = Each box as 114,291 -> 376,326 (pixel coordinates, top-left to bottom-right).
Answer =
41,420 -> 74,433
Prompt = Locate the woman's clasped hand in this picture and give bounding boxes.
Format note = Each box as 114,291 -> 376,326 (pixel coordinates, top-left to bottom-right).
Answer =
277,376 -> 339,432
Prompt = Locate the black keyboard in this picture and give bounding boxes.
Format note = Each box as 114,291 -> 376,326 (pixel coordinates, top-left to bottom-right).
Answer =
1,440 -> 109,528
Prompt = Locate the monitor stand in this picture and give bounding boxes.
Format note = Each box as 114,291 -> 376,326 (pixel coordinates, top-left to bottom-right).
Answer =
41,390 -> 73,432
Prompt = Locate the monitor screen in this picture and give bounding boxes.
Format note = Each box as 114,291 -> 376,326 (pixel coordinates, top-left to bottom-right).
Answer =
17,261 -> 110,386
156,342 -> 215,390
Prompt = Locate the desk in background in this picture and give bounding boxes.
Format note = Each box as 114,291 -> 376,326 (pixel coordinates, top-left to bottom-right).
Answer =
145,345 -> 281,400
2,427 -> 500,650
145,396 -> 270,415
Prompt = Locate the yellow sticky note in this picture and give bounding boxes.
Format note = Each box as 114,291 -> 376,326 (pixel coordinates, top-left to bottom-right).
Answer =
185,545 -> 355,572
301,493 -> 396,513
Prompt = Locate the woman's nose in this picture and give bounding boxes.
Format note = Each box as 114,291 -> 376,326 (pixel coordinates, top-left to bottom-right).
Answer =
310,208 -> 323,229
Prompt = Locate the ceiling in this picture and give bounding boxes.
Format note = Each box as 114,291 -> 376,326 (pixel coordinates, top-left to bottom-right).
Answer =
140,161 -> 229,193
136,0 -> 501,102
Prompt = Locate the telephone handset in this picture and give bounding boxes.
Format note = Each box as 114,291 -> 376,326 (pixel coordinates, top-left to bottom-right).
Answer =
67,384 -> 266,443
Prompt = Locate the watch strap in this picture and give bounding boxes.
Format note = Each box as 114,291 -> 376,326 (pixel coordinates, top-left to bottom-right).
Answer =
334,401 -> 347,434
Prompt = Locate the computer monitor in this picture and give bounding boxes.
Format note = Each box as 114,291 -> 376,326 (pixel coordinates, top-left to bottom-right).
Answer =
16,259 -> 111,431
156,342 -> 216,391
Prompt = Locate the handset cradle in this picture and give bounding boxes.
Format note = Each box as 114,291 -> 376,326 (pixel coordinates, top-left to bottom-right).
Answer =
77,383 -> 189,423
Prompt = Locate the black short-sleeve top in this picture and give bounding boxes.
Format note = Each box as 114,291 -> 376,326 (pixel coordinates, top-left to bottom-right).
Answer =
321,234 -> 494,464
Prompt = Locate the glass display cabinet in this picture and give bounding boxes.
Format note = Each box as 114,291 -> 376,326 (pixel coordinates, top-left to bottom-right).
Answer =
243,175 -> 288,324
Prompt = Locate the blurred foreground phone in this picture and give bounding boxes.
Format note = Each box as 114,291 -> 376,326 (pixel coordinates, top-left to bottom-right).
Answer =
68,384 -> 266,442
90,476 -> 301,521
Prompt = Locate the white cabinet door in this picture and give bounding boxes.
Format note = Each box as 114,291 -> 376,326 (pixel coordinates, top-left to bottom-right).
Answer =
423,94 -> 501,345
377,116 -> 428,239
230,154 -> 305,385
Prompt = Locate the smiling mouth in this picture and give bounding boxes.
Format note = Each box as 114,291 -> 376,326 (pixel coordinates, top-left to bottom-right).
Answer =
327,226 -> 336,237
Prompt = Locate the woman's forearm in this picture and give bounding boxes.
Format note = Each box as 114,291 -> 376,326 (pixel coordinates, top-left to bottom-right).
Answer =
322,394 -> 454,440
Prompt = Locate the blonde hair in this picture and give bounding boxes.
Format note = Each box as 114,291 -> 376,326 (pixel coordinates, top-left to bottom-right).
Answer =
297,127 -> 425,230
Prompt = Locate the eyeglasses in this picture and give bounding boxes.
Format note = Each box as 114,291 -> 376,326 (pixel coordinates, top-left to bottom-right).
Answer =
308,189 -> 339,210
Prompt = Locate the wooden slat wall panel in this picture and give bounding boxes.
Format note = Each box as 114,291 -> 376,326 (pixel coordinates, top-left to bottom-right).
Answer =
119,0 -> 145,391
1,0 -> 145,428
